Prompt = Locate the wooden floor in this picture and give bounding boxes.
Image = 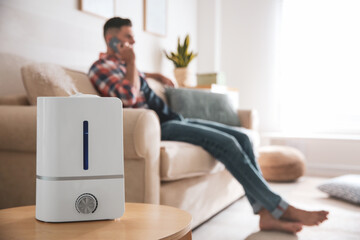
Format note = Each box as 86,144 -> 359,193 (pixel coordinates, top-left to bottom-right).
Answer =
192,176 -> 360,240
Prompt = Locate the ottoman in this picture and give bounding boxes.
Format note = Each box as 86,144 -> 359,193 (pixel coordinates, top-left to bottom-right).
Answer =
258,145 -> 306,182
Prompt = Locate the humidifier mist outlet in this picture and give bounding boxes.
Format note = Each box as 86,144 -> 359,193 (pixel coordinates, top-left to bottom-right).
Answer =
35,94 -> 125,222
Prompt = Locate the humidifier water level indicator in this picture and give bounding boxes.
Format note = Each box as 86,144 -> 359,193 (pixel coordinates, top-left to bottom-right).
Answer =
83,120 -> 89,170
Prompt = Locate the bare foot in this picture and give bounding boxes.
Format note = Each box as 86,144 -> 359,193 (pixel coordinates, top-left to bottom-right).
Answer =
281,205 -> 329,226
259,209 -> 303,234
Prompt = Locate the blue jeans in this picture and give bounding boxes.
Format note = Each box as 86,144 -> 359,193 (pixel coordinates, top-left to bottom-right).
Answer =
161,118 -> 288,219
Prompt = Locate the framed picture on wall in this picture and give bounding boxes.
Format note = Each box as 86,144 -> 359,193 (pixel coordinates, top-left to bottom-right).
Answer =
80,0 -> 115,19
144,0 -> 167,37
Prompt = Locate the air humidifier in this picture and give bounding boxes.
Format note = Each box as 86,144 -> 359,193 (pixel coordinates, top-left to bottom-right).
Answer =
36,94 -> 125,222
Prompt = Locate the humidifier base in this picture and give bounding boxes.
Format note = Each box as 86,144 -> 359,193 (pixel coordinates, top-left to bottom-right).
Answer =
36,177 -> 124,222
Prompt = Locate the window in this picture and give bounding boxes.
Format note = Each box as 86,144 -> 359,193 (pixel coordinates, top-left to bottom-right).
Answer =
279,0 -> 360,134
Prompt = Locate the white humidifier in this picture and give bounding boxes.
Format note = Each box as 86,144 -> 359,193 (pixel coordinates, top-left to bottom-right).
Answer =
36,94 -> 125,222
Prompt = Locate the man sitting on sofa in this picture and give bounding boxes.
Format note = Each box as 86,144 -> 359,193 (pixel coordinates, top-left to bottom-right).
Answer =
88,17 -> 329,234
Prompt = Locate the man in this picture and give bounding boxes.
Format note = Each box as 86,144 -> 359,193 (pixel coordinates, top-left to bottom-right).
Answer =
89,17 -> 329,234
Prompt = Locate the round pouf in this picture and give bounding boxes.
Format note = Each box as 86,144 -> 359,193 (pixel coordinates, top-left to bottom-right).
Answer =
258,146 -> 306,182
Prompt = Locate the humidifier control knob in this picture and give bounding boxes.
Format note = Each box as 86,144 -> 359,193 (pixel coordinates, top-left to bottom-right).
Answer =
75,193 -> 98,214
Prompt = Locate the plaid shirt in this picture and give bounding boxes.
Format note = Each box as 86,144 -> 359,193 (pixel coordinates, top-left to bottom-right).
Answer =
88,53 -> 148,108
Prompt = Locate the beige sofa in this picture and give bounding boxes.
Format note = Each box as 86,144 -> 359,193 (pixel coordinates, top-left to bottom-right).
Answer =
0,53 -> 259,228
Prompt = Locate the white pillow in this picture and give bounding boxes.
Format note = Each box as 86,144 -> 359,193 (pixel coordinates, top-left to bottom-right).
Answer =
318,174 -> 360,205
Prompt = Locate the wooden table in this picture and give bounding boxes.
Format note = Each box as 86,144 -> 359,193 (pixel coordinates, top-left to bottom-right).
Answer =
0,203 -> 192,240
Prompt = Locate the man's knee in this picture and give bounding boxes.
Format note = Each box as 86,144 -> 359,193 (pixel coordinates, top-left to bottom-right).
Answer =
221,135 -> 240,149
234,131 -> 252,146
161,120 -> 184,139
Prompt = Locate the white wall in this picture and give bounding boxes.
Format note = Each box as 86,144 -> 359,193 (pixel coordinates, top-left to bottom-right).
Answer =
221,0 -> 283,133
197,0 -> 283,132
199,1 -> 360,176
197,0 -> 221,73
115,0 -> 198,77
262,134 -> 360,177
0,0 -> 197,95
0,0 -> 104,73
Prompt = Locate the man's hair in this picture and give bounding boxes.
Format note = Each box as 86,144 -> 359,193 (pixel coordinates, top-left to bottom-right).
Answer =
103,17 -> 132,38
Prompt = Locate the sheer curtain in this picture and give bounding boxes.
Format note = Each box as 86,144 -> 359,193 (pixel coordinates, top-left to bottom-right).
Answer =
279,0 -> 360,135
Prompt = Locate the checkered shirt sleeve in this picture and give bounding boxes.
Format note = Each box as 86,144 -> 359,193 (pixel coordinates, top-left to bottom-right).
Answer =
88,59 -> 141,107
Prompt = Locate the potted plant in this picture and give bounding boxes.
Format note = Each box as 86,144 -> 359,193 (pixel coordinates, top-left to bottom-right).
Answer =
164,34 -> 198,87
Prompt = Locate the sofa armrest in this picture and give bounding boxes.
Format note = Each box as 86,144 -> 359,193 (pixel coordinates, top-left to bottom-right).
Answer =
123,108 -> 161,204
123,108 -> 161,160
0,105 -> 36,152
0,106 -> 161,206
0,95 -> 29,106
237,109 -> 259,130
0,106 -> 161,204
0,105 -> 161,154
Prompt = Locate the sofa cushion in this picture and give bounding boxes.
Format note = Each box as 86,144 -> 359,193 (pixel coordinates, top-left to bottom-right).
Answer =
21,63 -> 97,105
0,95 -> 29,106
160,126 -> 259,181
160,141 -> 225,181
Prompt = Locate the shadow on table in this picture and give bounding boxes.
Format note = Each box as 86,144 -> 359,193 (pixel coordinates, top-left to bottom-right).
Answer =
245,231 -> 298,240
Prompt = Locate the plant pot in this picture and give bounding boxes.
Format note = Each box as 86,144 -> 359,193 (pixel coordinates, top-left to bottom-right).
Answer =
174,67 -> 194,87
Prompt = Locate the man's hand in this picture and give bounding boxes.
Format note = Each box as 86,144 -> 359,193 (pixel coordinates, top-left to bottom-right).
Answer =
158,74 -> 175,87
112,42 -> 140,94
115,42 -> 135,64
145,73 -> 176,87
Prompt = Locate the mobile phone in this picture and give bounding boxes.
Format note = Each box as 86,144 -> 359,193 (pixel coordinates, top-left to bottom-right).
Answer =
109,37 -> 122,53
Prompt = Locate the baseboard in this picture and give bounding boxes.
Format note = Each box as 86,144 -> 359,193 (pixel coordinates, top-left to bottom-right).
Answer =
261,133 -> 360,178
306,163 -> 360,177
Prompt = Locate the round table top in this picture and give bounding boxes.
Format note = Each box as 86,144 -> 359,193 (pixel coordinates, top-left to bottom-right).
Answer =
0,203 -> 192,240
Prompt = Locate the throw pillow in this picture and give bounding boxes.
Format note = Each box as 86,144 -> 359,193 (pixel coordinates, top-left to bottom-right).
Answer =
21,63 -> 97,105
64,68 -> 98,96
318,174 -> 360,205
165,87 -> 241,126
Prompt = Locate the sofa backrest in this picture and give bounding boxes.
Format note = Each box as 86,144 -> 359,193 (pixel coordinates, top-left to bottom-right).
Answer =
64,67 -> 99,96
0,52 -> 169,105
20,61 -> 171,106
